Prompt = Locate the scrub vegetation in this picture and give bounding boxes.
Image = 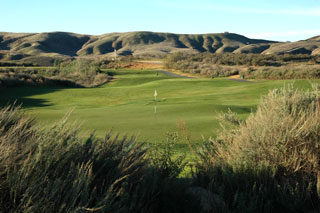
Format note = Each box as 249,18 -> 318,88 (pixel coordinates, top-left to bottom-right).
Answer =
165,52 -> 320,79
0,59 -> 109,88
1,83 -> 320,212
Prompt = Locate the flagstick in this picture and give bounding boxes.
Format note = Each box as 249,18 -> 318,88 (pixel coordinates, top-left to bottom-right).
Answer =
154,94 -> 157,113
153,90 -> 158,122
154,90 -> 157,114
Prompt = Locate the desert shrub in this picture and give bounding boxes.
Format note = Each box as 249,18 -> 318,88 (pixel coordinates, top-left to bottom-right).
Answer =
220,84 -> 320,179
0,73 -> 84,88
0,59 -> 110,88
164,52 -> 316,68
0,105 -> 150,212
244,65 -> 320,79
0,106 -> 201,212
56,59 -> 109,87
164,53 -> 320,79
93,73 -> 109,86
0,105 -> 37,211
195,84 -> 320,212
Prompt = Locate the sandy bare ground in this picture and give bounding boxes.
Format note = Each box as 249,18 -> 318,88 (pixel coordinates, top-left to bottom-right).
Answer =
228,74 -> 241,79
125,61 -> 164,69
136,60 -> 163,64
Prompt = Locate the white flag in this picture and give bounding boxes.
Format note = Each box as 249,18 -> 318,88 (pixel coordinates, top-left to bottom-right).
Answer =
154,90 -> 157,97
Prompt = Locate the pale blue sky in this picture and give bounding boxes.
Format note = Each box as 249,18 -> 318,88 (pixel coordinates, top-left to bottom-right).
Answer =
1,0 -> 320,41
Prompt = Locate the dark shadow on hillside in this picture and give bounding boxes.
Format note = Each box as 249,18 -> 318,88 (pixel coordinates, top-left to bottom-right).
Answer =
0,87 -> 65,108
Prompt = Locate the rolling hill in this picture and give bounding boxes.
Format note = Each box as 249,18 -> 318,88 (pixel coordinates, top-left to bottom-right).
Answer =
0,31 -> 320,65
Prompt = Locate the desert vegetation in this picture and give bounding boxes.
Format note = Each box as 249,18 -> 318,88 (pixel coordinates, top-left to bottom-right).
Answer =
0,59 -> 109,88
1,83 -> 320,212
241,64 -> 320,79
0,105 -> 195,212
165,52 -> 320,79
195,84 -> 320,211
54,59 -> 109,87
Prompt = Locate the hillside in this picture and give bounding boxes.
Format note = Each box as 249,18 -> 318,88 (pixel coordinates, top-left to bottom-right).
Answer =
0,31 -> 320,65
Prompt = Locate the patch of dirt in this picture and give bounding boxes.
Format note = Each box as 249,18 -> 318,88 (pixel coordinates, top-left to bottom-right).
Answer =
228,74 -> 240,79
126,61 -> 164,69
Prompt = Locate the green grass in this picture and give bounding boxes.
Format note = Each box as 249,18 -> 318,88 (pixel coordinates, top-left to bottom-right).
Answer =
0,69 -> 319,153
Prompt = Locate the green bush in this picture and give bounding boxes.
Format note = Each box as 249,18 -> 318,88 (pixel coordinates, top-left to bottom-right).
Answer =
149,132 -> 187,178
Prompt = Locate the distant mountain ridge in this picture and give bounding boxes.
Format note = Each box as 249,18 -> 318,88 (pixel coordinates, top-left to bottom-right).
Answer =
0,31 -> 320,61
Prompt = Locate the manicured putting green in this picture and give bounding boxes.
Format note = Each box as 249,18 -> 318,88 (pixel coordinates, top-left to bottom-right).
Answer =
0,69 -> 318,151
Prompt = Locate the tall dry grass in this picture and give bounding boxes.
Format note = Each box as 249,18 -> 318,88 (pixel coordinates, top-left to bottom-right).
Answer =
195,84 -> 320,211
0,105 -> 150,212
0,105 -> 198,213
214,84 -> 320,178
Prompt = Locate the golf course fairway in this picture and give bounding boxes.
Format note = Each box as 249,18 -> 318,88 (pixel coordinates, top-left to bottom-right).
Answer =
0,69 -> 318,152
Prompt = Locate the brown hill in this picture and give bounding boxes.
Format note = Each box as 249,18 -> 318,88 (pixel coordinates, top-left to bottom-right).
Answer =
0,31 -> 275,57
0,31 -> 319,65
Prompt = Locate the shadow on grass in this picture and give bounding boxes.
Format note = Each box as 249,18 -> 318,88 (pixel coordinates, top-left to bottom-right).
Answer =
211,104 -> 256,114
227,104 -> 256,113
0,87 -> 65,108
